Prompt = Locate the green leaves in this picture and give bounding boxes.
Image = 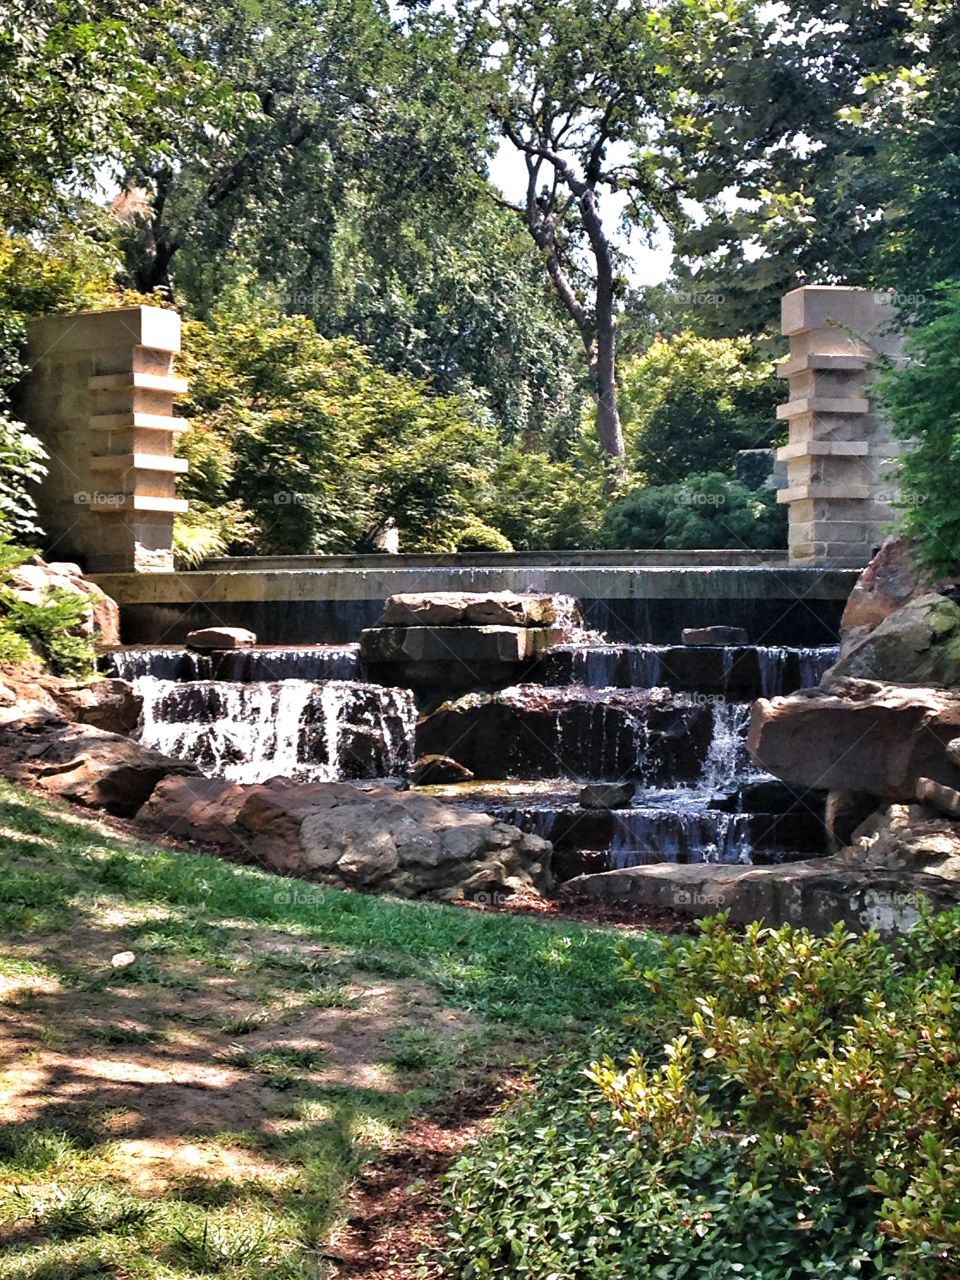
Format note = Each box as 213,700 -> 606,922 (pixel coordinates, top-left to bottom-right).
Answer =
439,911 -> 960,1278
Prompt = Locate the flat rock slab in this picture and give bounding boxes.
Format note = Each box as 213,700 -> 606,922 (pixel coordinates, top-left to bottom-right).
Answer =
382,591 -> 580,628
749,677 -> 960,801
360,625 -> 568,665
566,859 -> 960,938
186,626 -> 257,651
681,625 -> 749,645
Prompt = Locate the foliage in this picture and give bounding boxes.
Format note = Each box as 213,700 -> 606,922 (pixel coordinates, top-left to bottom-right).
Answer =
877,283 -> 960,578
173,501 -> 259,569
178,286 -> 505,554
480,445 -> 606,551
0,588 -> 96,679
602,473 -> 786,550
620,332 -> 779,485
439,910 -> 960,1279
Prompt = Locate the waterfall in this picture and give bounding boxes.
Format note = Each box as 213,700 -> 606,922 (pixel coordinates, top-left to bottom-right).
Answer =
702,701 -> 757,792
136,677 -> 415,783
105,645 -> 361,683
553,643 -> 839,696
610,804 -> 752,867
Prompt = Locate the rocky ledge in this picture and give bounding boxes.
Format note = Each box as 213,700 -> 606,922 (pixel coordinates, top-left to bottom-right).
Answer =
139,775 -> 552,901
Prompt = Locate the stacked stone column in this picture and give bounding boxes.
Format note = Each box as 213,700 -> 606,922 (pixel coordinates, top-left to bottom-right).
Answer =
19,306 -> 188,572
776,286 -> 905,567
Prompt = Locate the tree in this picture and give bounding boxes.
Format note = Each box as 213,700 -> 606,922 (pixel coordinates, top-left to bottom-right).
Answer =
451,0 -> 774,463
117,0 -> 389,297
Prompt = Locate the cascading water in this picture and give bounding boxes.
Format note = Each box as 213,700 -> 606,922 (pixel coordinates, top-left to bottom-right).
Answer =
543,643 -> 838,697
105,645 -> 360,683
109,608 -> 831,871
133,675 -> 415,783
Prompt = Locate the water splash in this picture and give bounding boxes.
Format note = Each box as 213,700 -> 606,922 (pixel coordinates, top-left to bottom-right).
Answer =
136,677 -> 415,783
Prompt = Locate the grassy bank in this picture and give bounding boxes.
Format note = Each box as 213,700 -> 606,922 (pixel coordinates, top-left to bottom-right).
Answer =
0,781 -> 658,1279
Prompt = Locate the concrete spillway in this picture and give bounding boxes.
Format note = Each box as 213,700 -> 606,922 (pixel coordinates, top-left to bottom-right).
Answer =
92,553 -> 857,645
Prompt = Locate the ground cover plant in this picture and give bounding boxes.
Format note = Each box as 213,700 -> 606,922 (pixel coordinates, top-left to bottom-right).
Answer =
439,911 -> 960,1278
0,780 -> 658,1279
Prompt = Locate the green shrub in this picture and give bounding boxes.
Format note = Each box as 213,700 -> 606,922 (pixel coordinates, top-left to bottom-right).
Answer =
439,911 -> 960,1279
877,282 -> 960,578
0,587 -> 95,678
601,472 -> 786,550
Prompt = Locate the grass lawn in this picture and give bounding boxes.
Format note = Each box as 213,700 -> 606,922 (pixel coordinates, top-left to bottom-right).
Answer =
0,780 -> 662,1279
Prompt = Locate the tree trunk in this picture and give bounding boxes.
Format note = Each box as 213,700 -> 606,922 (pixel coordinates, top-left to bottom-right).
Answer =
592,312 -> 624,461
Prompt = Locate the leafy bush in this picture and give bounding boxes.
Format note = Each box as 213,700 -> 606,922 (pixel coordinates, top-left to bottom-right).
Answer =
177,284 -> 506,554
439,911 -> 960,1279
878,282 -> 960,578
601,472 -> 786,550
619,332 -> 778,486
0,587 -> 96,678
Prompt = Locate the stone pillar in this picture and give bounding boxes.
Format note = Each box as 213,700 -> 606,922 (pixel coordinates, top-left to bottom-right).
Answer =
18,306 -> 188,572
776,286 -> 905,567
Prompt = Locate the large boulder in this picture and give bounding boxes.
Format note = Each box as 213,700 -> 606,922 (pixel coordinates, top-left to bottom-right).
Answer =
839,535 -> 927,653
0,670 -> 140,733
748,678 -> 960,802
825,592 -> 960,686
139,775 -> 553,900
7,558 -> 120,646
416,685 -> 713,782
565,857 -> 960,939
0,721 -> 196,816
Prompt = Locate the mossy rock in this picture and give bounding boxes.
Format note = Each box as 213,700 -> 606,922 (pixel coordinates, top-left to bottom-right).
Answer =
825,592 -> 960,687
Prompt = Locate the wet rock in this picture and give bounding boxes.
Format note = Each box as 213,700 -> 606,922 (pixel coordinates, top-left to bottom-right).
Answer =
825,593 -> 960,686
416,685 -> 713,783
139,777 -> 552,900
748,679 -> 960,801
580,782 -> 634,810
361,625 -> 566,666
565,859 -> 960,939
412,755 -> 475,785
185,626 -> 257,651
0,721 -> 196,816
681,625 -> 749,646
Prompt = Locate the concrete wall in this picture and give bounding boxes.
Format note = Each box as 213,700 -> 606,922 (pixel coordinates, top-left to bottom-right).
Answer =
17,306 -> 188,572
777,286 -> 905,567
